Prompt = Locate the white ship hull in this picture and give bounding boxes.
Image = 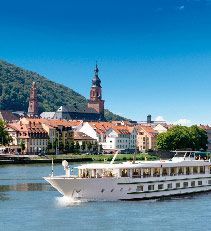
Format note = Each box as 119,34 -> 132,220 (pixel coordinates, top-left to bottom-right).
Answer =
44,174 -> 211,201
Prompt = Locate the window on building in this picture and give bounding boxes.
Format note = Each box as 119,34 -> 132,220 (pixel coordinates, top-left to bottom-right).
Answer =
208,180 -> 211,185
148,185 -> 154,191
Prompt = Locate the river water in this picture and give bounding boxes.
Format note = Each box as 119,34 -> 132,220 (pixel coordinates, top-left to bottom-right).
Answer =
0,163 -> 211,231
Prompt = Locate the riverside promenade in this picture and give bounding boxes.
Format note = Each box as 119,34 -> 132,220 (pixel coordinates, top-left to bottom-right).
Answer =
0,154 -> 92,164
0,153 -> 158,164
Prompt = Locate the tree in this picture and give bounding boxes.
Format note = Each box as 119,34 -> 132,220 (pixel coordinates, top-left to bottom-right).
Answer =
99,144 -> 103,153
0,120 -> 12,145
65,141 -> 70,152
189,125 -> 207,151
93,141 -> 99,152
156,125 -> 208,151
81,141 -> 86,152
53,138 -> 58,150
59,141 -> 64,151
87,142 -> 93,152
75,141 -> 80,154
69,141 -> 75,153
47,140 -> 52,151
20,140 -> 25,153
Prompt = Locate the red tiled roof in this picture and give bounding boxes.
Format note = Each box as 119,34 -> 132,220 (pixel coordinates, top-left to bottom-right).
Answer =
137,125 -> 158,137
74,132 -> 96,141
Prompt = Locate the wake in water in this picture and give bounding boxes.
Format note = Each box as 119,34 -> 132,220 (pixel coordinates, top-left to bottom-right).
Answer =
55,196 -> 88,207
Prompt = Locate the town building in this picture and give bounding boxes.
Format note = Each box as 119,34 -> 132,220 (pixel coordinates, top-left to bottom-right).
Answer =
79,121 -> 137,153
136,126 -> 158,152
6,121 -> 49,154
5,118 -> 85,154
79,121 -> 112,143
101,126 -> 137,153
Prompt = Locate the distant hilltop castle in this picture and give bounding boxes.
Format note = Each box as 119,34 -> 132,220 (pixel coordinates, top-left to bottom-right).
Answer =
28,64 -> 106,121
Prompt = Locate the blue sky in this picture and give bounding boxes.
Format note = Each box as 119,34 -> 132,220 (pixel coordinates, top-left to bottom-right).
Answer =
1,0 -> 211,124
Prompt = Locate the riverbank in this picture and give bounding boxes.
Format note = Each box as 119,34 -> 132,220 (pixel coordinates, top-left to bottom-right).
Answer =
0,153 -> 158,164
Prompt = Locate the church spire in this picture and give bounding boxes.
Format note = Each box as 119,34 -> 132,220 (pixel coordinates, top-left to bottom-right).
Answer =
28,82 -> 38,117
92,62 -> 101,88
87,64 -> 105,116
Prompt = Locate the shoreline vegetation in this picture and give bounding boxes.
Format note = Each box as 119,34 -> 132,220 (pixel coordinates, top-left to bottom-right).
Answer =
0,153 -> 158,165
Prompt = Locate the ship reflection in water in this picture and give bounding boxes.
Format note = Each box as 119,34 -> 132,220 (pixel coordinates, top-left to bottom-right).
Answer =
0,182 -> 55,192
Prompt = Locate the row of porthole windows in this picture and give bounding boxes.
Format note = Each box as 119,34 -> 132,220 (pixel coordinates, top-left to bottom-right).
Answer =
136,180 -> 211,192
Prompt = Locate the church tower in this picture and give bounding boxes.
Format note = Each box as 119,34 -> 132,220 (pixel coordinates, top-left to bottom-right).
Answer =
87,64 -> 105,115
28,82 -> 38,117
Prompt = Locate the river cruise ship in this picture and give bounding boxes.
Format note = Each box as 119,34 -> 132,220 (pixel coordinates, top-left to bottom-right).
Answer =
44,151 -> 211,200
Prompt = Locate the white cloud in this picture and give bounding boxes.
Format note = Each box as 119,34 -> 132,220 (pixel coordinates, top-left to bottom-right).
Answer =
172,119 -> 191,126
179,5 -> 185,10
155,116 -> 165,122
154,115 -> 192,126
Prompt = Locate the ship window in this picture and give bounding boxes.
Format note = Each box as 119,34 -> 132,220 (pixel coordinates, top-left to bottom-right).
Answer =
176,182 -> 180,188
143,168 -> 151,178
191,181 -> 195,187
133,169 -> 140,177
200,166 -> 205,174
167,183 -> 172,189
153,168 -> 160,177
136,185 -> 144,192
183,182 -> 188,188
121,169 -> 128,177
162,168 -> 168,176
193,166 -> 198,174
158,184 -> 163,190
170,167 -> 177,176
208,180 -> 211,185
198,181 -> 202,186
148,185 -> 154,191
178,167 -> 183,175
186,167 -> 190,175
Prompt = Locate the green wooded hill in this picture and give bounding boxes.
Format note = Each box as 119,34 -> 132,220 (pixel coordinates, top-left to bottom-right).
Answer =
0,60 -> 127,121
